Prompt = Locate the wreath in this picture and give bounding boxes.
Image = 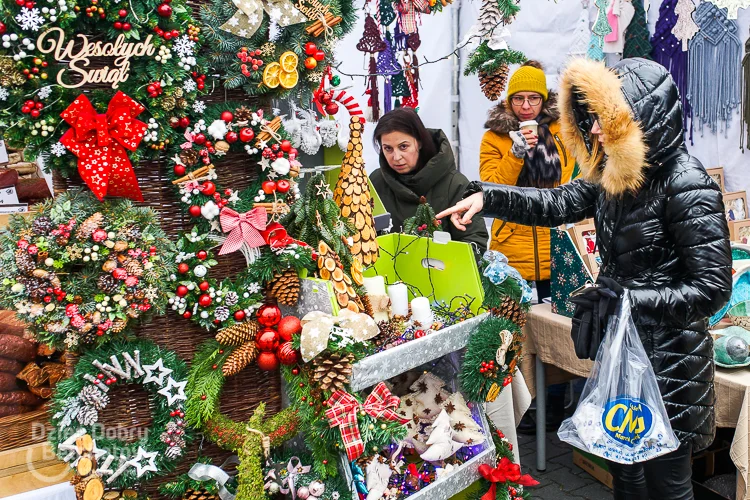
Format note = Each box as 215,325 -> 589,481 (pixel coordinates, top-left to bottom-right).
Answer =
0,190 -> 175,351
200,0 -> 356,99
0,0 -> 206,196
49,339 -> 191,490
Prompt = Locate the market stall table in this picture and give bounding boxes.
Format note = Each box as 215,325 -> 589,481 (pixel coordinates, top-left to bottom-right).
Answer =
522,303 -> 750,500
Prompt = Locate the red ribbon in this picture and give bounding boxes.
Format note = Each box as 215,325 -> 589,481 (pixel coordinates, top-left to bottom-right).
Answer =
260,222 -> 309,249
60,92 -> 147,201
478,458 -> 539,500
325,382 -> 409,461
219,206 -> 268,255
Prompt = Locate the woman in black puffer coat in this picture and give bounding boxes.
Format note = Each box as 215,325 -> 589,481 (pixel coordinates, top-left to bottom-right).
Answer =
439,58 -> 733,499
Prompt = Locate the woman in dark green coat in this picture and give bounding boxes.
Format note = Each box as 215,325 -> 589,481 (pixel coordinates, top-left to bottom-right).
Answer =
370,108 -> 488,254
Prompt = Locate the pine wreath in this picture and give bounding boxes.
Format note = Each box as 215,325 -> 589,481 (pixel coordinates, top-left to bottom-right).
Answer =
0,0 -> 208,188
0,190 -> 175,351
49,339 -> 190,490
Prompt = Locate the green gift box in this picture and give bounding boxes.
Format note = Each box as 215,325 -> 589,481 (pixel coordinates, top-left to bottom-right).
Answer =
550,227 -> 595,318
363,233 -> 484,315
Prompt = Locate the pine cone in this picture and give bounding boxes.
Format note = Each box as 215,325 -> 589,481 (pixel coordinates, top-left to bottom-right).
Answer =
497,296 -> 527,328
20,275 -> 48,300
361,294 -> 374,319
79,385 -> 109,410
234,105 -> 253,121
479,64 -> 509,101
77,405 -> 99,426
79,329 -> 98,345
312,352 -> 354,392
268,268 -> 300,306
32,216 -> 53,235
15,249 -> 35,274
174,88 -> 184,99
179,149 -> 200,167
0,58 -> 25,86
184,488 -> 219,500
222,342 -> 258,376
75,213 -> 104,240
110,318 -> 128,334
98,274 -> 121,294
215,321 -> 259,346
118,226 -> 141,241
122,258 -> 143,277
161,96 -> 177,111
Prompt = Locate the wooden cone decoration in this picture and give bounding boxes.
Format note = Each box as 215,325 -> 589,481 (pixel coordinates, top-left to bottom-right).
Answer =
334,117 -> 378,266
222,341 -> 259,376
317,241 -> 362,313
215,321 -> 260,346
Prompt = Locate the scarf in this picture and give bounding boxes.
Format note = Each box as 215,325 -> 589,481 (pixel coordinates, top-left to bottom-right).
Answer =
517,123 -> 562,189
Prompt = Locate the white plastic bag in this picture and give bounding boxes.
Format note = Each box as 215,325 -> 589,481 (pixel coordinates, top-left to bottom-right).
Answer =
558,292 -> 680,464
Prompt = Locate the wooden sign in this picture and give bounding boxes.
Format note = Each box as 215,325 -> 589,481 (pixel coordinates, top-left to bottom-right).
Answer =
36,28 -> 156,89
295,0 -> 330,21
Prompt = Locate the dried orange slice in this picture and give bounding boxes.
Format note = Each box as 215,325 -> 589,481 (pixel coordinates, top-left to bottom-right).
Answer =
279,69 -> 299,90
280,51 -> 299,72
263,62 -> 281,88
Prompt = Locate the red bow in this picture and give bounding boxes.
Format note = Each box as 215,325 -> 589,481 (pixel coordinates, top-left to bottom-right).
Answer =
60,92 -> 147,201
260,222 -> 309,249
219,206 -> 268,255
325,382 -> 409,461
478,458 -> 539,500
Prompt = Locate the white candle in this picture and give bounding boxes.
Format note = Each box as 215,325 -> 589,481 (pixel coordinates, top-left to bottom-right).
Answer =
411,297 -> 433,327
387,282 -> 409,317
363,276 -> 386,296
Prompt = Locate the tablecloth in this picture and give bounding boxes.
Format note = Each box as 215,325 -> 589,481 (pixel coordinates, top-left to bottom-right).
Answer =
4,483 -> 74,500
522,303 -> 750,500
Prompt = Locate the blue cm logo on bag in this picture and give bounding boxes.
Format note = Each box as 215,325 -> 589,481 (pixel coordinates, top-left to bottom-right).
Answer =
602,397 -> 653,447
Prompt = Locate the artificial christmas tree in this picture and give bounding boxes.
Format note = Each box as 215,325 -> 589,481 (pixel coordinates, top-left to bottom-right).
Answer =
403,197 -> 443,237
317,241 -> 362,313
587,0 -> 612,61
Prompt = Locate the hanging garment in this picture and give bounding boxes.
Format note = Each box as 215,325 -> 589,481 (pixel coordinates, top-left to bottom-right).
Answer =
604,0 -> 635,53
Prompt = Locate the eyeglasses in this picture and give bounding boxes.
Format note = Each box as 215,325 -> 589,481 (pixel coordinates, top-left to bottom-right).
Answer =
511,95 -> 543,106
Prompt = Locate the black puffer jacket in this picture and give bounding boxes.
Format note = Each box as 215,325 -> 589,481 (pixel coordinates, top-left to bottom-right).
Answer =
478,58 -> 733,452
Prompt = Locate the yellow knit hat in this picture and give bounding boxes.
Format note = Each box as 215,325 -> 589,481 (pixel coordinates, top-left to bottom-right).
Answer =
507,65 -> 549,101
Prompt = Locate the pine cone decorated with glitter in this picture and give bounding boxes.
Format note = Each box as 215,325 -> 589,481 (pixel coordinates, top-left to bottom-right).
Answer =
177,98 -> 189,109
161,96 -> 177,111
222,342 -> 258,376
184,488 -> 220,500
75,213 -> 104,240
0,58 -> 26,86
215,321 -> 259,346
76,405 -> 99,426
15,249 -> 35,274
110,318 -> 128,334
268,268 -> 300,306
117,226 -> 141,241
234,106 -> 253,121
174,88 -> 184,99
312,352 -> 354,392
179,149 -> 200,167
32,216 -> 54,235
98,274 -> 120,294
79,385 -> 109,410
121,258 -> 143,277
19,275 -> 48,300
79,329 -> 97,345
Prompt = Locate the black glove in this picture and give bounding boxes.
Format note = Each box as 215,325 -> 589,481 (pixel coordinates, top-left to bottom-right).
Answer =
569,276 -> 624,360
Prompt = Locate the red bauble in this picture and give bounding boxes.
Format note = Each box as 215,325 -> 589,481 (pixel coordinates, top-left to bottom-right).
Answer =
276,179 -> 291,193
234,310 -> 246,321
112,268 -> 128,280
257,351 -> 279,371
320,92 -> 332,105
114,21 -> 123,30
280,140 -> 292,152
183,311 -> 192,319
202,182 -> 216,196
178,263 -> 190,274
314,51 -> 325,62
198,294 -> 212,307
118,9 -> 127,16
304,57 -> 317,70
277,342 -> 299,365
221,111 -> 234,122
277,315 -> 301,341
156,2 -> 172,17
304,42 -> 317,56
122,22 -> 131,31
197,250 -> 208,260
0,22 -> 6,35
189,205 -> 202,217
193,133 -> 206,145
174,164 -> 186,176
325,102 -> 339,115
256,328 -> 280,351
92,229 -> 107,242
179,117 -> 190,128
176,285 -> 188,297
261,181 -> 277,194
414,330 -> 427,339
239,128 -> 255,142
225,131 -> 238,143
256,302 -> 282,327
198,281 -> 210,291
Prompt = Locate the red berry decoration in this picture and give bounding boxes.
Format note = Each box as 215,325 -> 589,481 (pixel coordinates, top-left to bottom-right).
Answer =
198,294 -> 212,307
304,42 -> 317,56
234,310 -> 246,321
261,180 -> 277,194
314,51 -> 325,62
239,127 -> 255,142
193,133 -> 206,145
198,281 -> 210,291
183,311 -> 192,318
256,302 -> 282,327
189,205 -> 202,217
277,315 -> 301,341
112,268 -> 128,280
304,57 -> 317,70
256,328 -> 280,351
123,22 -> 132,31
277,342 -> 299,365
114,21 -> 123,30
257,352 -> 279,371
118,9 -> 127,16
174,164 -> 186,176
221,111 -> 234,122
276,179 -> 291,194
225,131 -> 238,144
156,2 -> 172,17
176,285 -> 188,297
201,181 -> 216,196
178,263 -> 190,274
92,229 -> 107,242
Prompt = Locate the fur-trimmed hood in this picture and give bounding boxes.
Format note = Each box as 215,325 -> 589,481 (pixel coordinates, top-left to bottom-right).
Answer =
558,58 -> 684,197
484,92 -> 560,134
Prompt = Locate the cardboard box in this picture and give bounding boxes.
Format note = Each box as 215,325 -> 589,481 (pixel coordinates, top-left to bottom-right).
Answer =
0,442 -> 72,497
573,448 -> 613,489
706,167 -> 725,193
730,219 -> 750,244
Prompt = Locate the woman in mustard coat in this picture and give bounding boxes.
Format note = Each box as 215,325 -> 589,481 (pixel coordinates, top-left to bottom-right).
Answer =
479,61 -> 575,299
